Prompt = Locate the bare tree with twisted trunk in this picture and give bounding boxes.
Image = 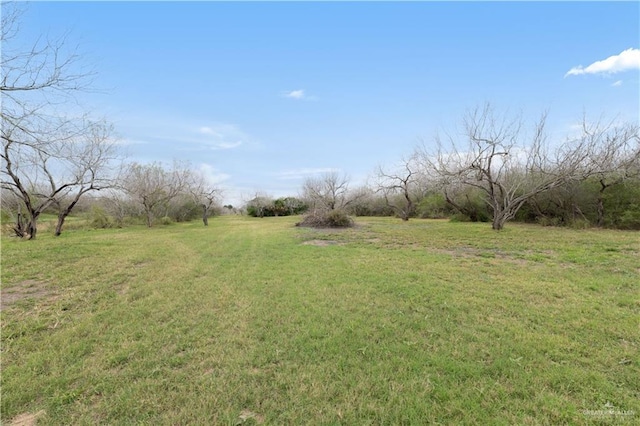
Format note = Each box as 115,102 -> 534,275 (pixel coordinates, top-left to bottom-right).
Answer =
420,104 -> 594,230
580,118 -> 639,227
375,153 -> 423,221
1,3 -> 116,239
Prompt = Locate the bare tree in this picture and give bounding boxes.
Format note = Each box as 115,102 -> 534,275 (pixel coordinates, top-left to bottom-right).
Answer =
49,122 -> 118,236
581,119 -> 640,226
188,172 -> 221,226
420,104 -> 592,230
1,3 -> 111,239
2,116 -> 118,238
302,171 -> 358,212
375,153 -> 423,221
1,3 -> 91,97
121,161 -> 190,227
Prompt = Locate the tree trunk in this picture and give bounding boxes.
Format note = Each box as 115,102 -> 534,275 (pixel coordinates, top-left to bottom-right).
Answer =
491,203 -> 507,230
55,214 -> 66,236
54,197 -> 81,236
596,180 -> 607,227
27,216 -> 38,240
492,215 -> 506,230
146,211 -> 153,227
596,197 -> 604,227
202,205 -> 209,226
13,211 -> 27,237
54,211 -> 73,236
401,195 -> 413,221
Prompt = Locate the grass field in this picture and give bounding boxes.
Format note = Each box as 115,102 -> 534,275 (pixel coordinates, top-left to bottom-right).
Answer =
1,216 -> 638,425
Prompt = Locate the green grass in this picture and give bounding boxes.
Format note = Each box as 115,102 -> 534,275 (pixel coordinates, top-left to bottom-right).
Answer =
1,216 -> 638,425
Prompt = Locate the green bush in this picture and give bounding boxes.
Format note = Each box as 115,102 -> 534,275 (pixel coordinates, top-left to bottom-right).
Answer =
618,210 -> 640,230
160,216 -> 174,225
88,206 -> 114,229
416,193 -> 451,219
247,197 -> 308,217
537,216 -> 562,227
449,213 -> 471,223
1,209 -> 14,225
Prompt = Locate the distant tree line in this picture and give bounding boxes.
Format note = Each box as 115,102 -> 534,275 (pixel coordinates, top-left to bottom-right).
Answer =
289,105 -> 639,230
2,3 -> 638,237
245,195 -> 308,218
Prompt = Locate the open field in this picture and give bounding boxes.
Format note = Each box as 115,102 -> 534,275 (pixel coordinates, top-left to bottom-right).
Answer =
1,216 -> 638,424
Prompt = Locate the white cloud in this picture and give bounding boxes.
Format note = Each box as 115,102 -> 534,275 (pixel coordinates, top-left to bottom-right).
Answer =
275,167 -> 337,180
198,163 -> 230,184
283,89 -> 306,99
215,141 -> 243,150
565,48 -> 640,77
199,126 -> 222,137
281,89 -> 319,101
612,80 -> 623,87
195,123 -> 246,150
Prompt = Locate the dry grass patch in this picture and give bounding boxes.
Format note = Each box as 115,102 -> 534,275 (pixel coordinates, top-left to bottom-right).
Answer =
0,280 -> 53,311
301,239 -> 342,247
8,410 -> 45,426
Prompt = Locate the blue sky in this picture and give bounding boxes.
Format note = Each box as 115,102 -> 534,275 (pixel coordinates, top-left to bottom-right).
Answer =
14,1 -> 640,205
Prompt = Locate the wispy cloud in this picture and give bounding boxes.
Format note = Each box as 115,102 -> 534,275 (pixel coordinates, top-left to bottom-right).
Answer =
281,89 -> 317,101
198,163 -> 230,184
199,126 -> 223,137
612,80 -> 623,87
196,123 -> 246,150
216,141 -> 243,150
565,48 -> 640,77
284,89 -> 305,99
275,167 -> 337,180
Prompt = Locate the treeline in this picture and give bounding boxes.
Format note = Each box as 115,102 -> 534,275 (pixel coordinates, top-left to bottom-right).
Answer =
1,160 -> 227,238
2,3 -> 638,238
284,107 -> 639,230
245,196 -> 308,217
245,174 -> 639,230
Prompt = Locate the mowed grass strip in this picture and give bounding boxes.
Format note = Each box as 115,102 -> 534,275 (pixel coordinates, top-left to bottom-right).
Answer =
1,216 -> 638,424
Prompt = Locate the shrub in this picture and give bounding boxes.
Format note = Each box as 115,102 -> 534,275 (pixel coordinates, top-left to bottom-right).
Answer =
247,196 -> 308,217
296,209 -> 354,228
160,216 -> 174,225
416,193 -> 451,219
88,206 -> 114,229
325,209 -> 353,227
449,213 -> 471,223
618,210 -> 640,230
537,216 -> 562,227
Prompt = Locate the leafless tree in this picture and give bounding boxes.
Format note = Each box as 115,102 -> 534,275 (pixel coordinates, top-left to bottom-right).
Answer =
1,3 -> 91,98
302,171 -> 360,212
1,3 -> 112,239
581,118 -> 640,226
49,122 -> 118,235
375,153 -> 423,221
121,161 -> 190,227
2,116 -> 118,238
188,172 -> 221,226
419,104 -> 592,230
